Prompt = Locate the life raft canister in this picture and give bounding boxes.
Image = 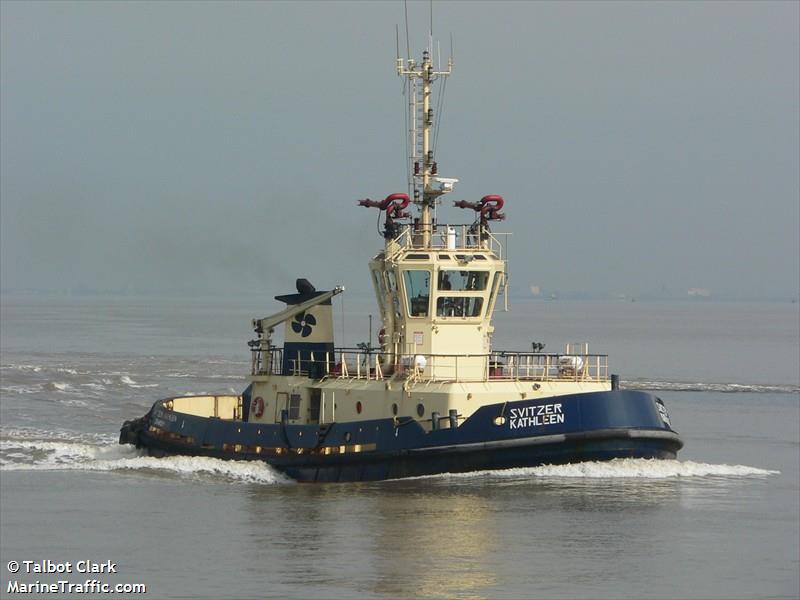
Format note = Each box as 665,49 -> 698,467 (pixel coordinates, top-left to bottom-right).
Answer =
251,396 -> 265,418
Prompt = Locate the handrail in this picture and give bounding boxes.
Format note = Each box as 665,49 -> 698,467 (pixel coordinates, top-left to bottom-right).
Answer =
387,223 -> 510,258
251,346 -> 609,384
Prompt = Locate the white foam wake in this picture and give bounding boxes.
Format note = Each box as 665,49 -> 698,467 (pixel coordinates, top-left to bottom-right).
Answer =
118,374 -> 158,388
437,458 -> 779,480
0,436 -> 289,485
623,379 -> 799,394
47,381 -> 70,392
0,431 -> 779,484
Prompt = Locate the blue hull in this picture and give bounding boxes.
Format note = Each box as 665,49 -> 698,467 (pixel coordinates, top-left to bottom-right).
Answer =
120,390 -> 682,482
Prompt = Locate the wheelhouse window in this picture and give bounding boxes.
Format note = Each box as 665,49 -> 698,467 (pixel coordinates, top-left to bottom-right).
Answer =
487,271 -> 504,313
387,270 -> 402,319
386,270 -> 398,292
437,270 -> 490,291
403,270 -> 430,317
371,270 -> 386,311
436,297 -> 484,318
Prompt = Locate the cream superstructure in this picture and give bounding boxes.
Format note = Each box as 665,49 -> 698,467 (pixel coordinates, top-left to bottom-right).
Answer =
245,42 -> 611,432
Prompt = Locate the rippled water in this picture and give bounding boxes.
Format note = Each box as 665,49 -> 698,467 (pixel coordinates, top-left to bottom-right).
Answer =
1,295 -> 798,599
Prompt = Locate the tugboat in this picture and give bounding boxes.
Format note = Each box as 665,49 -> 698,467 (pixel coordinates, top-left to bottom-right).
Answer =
119,34 -> 682,482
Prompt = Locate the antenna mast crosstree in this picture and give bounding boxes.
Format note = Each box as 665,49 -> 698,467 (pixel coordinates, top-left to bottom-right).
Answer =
397,40 -> 455,247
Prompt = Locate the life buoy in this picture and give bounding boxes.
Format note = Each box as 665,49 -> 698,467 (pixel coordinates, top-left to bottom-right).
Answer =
251,396 -> 265,418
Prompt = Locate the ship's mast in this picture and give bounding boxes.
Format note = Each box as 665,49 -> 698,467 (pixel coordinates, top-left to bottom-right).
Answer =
397,43 -> 454,247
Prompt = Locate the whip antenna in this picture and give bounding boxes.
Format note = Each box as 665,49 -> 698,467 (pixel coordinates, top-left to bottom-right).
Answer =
404,0 -> 410,59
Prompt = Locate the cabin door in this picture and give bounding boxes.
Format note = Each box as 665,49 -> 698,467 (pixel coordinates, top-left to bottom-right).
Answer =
309,389 -> 321,424
275,392 -> 288,422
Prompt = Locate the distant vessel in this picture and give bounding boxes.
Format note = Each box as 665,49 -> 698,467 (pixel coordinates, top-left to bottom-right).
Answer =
119,25 -> 682,482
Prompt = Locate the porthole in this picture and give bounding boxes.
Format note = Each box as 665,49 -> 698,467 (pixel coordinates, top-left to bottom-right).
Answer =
416,403 -> 425,417
493,416 -> 506,426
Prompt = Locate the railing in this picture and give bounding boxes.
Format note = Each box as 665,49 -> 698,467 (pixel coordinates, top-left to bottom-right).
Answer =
250,345 -> 283,377
490,351 -> 608,381
387,223 -> 510,260
251,346 -> 608,384
164,394 -> 243,420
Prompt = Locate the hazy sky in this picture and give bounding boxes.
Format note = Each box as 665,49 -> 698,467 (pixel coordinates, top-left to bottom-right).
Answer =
2,1 -> 798,299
